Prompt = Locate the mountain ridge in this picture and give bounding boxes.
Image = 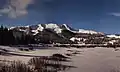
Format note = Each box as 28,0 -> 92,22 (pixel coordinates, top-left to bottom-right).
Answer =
9,23 -> 104,35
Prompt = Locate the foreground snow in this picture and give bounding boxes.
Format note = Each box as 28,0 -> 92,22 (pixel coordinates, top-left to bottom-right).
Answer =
1,46 -> 120,72
66,48 -> 120,72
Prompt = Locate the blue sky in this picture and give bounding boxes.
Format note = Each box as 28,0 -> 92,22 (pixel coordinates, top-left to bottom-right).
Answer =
0,0 -> 120,34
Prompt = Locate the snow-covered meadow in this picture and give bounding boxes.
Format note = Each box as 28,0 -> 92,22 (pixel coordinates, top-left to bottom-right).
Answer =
1,46 -> 120,72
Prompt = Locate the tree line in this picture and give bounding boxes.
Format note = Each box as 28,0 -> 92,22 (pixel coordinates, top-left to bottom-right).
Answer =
0,25 -> 36,46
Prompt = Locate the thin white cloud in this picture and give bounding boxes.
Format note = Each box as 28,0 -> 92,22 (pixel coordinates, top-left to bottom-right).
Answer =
0,0 -> 34,18
109,13 -> 120,17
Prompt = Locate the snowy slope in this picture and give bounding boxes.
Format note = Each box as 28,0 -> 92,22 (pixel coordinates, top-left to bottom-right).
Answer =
30,24 -> 44,35
62,24 -> 104,35
45,23 -> 62,33
107,35 -> 120,38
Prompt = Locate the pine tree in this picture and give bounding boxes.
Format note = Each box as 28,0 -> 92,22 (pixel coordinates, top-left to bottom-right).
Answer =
0,26 -> 16,45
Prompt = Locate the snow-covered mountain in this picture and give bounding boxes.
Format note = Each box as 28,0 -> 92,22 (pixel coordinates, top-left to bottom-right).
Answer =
9,23 -> 115,44
9,23 -> 104,35
8,23 -> 120,45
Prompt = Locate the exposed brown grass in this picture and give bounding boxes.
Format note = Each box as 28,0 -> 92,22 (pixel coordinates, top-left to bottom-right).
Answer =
0,61 -> 33,72
28,55 -> 75,72
0,54 -> 75,72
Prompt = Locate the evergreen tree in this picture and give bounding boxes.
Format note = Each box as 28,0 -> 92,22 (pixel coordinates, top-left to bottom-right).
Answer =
0,25 -> 37,45
0,26 -> 15,45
